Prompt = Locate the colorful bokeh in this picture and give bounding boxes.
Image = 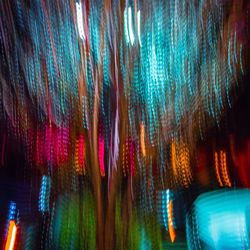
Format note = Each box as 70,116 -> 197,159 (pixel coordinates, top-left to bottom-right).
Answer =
0,0 -> 250,249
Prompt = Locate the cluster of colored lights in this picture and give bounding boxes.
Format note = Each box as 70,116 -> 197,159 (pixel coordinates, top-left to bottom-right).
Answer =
0,1 -> 244,172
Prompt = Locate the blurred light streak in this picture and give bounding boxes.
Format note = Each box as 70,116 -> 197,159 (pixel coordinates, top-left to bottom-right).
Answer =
215,150 -> 231,187
137,10 -> 142,47
220,150 -> 231,187
179,142 -> 192,187
5,221 -> 17,250
113,108 -> 120,170
215,151 -> 223,187
140,123 -> 146,157
171,141 -> 177,177
98,134 -> 105,177
75,134 -> 86,175
124,8 -> 130,44
168,200 -> 176,243
39,175 -> 51,212
122,139 -> 128,176
76,2 -> 85,41
162,189 -> 170,232
128,7 -> 135,45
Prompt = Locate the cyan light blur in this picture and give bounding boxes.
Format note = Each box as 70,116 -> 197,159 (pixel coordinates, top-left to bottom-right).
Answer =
187,189 -> 250,250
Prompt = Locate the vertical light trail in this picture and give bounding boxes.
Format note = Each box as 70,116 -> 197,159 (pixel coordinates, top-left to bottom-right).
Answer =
98,134 -> 105,177
168,200 -> 176,243
215,151 -> 223,187
234,31 -> 238,64
162,190 -> 170,232
137,10 -> 142,47
171,141 -> 178,177
76,2 -> 85,41
128,7 -> 135,45
220,150 -> 231,187
179,142 -> 192,187
5,221 -> 17,250
140,123 -> 146,157
124,8 -> 130,44
75,135 -> 86,175
39,175 -> 51,212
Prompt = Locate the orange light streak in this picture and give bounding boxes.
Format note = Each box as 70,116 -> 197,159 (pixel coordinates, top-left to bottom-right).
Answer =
5,220 -> 17,250
220,150 -> 231,187
168,200 -> 176,243
215,151 -> 223,187
75,137 -> 86,175
140,123 -> 146,157
179,142 -> 192,187
171,141 -> 177,177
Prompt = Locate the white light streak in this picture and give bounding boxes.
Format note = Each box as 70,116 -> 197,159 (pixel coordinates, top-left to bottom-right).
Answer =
76,2 -> 85,41
137,10 -> 142,47
128,7 -> 135,45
